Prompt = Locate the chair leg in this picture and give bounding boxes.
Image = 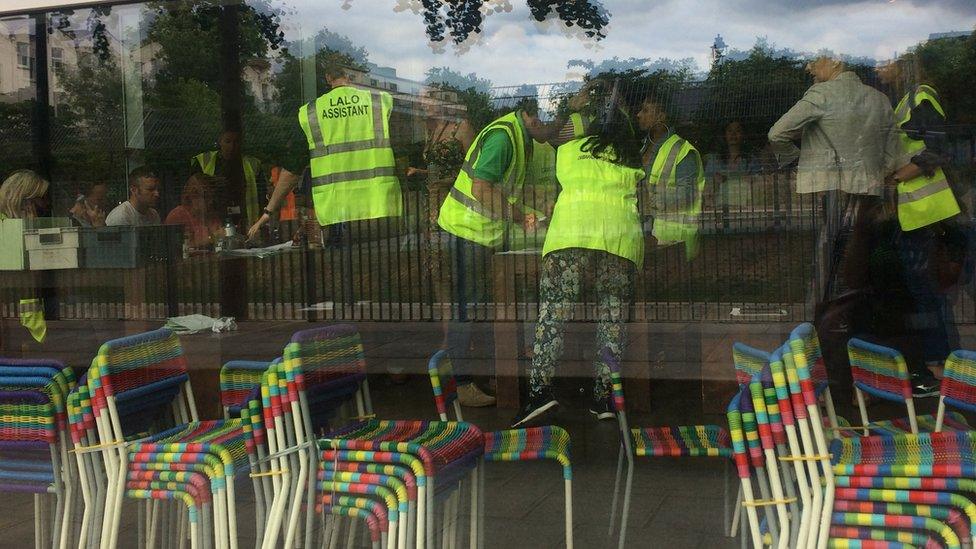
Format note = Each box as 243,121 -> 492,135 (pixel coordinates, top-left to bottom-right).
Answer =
608,445 -> 624,538
729,486 -> 743,537
469,466 -> 478,549
616,460 -> 634,549
563,477 -> 573,549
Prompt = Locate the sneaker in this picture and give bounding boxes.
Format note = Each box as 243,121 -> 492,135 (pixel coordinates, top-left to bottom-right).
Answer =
511,390 -> 558,428
457,383 -> 496,408
589,398 -> 615,421
911,373 -> 941,398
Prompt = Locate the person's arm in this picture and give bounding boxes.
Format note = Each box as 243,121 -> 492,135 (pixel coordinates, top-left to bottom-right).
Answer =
247,168 -> 300,240
768,88 -> 826,167
468,129 -> 534,227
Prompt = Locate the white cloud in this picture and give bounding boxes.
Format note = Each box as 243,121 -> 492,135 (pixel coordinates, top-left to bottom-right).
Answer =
283,0 -> 975,86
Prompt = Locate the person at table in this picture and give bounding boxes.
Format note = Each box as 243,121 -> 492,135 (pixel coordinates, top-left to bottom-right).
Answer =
191,129 -> 265,226
513,84 -> 646,427
69,181 -> 108,227
0,168 -> 49,220
437,101 -> 554,408
165,174 -> 222,248
105,167 -> 161,227
0,169 -> 51,343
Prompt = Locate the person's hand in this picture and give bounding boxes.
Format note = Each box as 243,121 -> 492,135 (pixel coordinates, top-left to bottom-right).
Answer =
568,81 -> 597,112
406,167 -> 427,178
522,212 -> 538,231
247,213 -> 270,241
88,204 -> 106,227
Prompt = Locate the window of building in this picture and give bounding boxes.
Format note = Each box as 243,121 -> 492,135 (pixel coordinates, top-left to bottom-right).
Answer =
389,82 -> 397,92
16,42 -> 32,69
51,47 -> 64,70
370,78 -> 377,87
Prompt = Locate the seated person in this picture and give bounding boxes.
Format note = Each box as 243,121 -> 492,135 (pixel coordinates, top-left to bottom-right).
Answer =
165,174 -> 221,247
105,167 -> 161,226
0,169 -> 49,220
69,181 -> 108,227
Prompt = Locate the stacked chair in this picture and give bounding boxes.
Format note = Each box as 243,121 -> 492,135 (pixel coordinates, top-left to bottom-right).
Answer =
426,349 -> 573,548
0,358 -> 77,549
602,348 -> 733,549
847,338 -> 972,435
260,324 -> 487,549
730,322 -> 976,549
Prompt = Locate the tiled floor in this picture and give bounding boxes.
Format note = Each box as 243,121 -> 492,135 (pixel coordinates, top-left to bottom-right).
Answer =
1,318 -> 968,547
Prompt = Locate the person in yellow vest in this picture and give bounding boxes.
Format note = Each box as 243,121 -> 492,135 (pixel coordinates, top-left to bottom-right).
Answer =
437,103 -> 553,407
635,94 -> 706,259
192,130 -> 265,226
512,88 -> 645,427
0,169 -> 50,343
876,56 -> 967,389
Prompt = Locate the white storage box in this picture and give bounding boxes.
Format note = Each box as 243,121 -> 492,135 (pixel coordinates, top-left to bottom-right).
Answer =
0,217 -> 72,271
25,227 -> 82,270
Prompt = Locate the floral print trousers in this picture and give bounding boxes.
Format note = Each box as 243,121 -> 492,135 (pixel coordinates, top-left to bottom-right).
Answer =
528,248 -> 634,400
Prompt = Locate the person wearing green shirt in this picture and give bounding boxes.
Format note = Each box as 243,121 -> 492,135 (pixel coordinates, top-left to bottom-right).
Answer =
436,104 -> 554,407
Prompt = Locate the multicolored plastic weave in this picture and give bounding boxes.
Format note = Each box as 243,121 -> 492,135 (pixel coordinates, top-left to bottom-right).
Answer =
942,350 -> 976,413
847,338 -> 913,402
732,343 -> 770,386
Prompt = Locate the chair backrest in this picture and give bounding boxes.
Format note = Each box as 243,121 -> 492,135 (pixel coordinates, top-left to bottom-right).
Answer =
220,360 -> 273,417
942,350 -> 976,413
427,350 -> 458,421
0,383 -> 57,446
89,328 -> 189,420
732,343 -> 769,386
286,324 -> 367,394
846,338 -> 913,403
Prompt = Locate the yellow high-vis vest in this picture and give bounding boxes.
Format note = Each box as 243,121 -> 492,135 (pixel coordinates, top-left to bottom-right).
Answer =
544,138 -> 645,266
437,111 -> 531,248
193,151 -> 262,223
893,84 -> 960,231
647,134 -> 706,258
299,86 -> 402,225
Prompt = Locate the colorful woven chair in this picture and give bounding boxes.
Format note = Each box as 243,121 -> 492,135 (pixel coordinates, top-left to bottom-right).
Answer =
0,359 -> 76,549
935,350 -> 976,432
263,341 -> 485,549
781,333 -> 976,549
219,360 -> 275,549
733,342 -> 770,386
602,348 -> 732,549
426,349 -> 573,549
847,338 -> 971,435
88,328 -> 252,549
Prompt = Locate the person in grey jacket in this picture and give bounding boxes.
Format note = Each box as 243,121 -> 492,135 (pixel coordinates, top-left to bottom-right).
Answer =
768,56 -> 912,196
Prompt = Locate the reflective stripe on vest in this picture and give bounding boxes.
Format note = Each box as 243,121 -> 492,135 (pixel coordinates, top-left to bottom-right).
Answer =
544,138 -> 645,266
437,112 -> 529,248
300,87 -> 402,225
194,151 -> 261,222
893,85 -> 960,231
647,135 -> 705,258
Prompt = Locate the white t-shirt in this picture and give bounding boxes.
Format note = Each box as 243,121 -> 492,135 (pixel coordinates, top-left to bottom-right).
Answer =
105,201 -> 161,227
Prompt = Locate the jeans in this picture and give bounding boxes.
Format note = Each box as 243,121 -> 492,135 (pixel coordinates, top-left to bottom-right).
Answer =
446,235 -> 494,384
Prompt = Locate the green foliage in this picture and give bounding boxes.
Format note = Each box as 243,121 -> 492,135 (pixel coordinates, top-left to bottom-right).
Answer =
694,42 -> 810,155
424,67 -> 495,131
913,34 -> 976,125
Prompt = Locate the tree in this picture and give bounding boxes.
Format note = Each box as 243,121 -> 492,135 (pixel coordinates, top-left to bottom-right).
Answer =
424,67 -> 495,130
342,0 -> 610,51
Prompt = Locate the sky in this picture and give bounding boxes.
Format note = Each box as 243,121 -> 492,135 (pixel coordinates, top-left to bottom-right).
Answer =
278,0 -> 976,87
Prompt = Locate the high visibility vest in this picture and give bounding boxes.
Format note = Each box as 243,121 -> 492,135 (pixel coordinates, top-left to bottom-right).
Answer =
299,86 -> 402,225
570,112 -> 591,138
647,134 -> 706,258
193,151 -> 262,223
19,298 -> 46,343
544,138 -> 645,266
437,112 -> 531,248
893,84 -> 960,231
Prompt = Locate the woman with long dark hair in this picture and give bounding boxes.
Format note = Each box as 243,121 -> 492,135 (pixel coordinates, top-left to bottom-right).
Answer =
513,82 -> 646,426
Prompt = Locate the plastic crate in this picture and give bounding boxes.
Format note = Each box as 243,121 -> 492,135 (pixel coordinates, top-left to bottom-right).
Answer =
25,227 -> 82,270
0,217 -> 72,271
82,225 -> 183,268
